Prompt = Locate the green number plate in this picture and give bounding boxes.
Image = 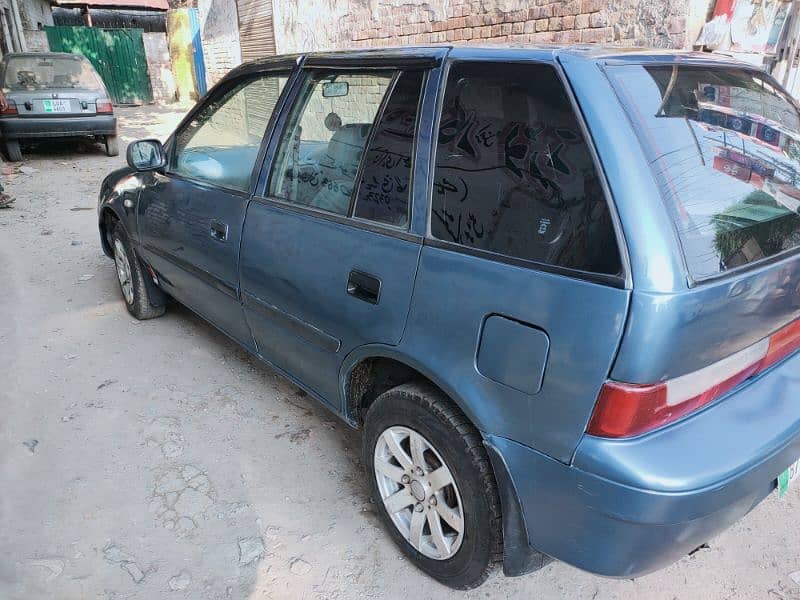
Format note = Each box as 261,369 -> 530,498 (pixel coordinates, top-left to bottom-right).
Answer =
778,460 -> 799,498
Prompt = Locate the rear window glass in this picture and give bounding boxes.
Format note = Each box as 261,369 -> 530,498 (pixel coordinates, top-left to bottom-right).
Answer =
431,62 -> 621,276
608,65 -> 800,280
3,56 -> 103,91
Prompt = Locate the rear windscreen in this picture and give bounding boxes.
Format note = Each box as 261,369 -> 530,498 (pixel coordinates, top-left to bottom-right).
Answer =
3,56 -> 103,92
608,64 -> 800,280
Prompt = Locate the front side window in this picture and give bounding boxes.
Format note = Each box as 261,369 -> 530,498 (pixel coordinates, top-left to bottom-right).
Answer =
268,71 -> 395,215
431,62 -> 621,276
172,74 -> 289,192
608,65 -> 800,280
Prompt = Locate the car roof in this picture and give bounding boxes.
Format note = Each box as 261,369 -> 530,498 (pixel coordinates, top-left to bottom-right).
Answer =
233,44 -> 757,73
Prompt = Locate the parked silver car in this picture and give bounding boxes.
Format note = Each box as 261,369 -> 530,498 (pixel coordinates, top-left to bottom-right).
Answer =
0,52 -> 118,161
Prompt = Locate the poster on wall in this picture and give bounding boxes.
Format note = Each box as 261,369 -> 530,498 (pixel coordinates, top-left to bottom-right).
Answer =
730,0 -> 790,52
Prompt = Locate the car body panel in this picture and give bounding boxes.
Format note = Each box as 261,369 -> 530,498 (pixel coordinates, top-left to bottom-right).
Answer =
240,200 -> 423,405
401,244 -> 630,461
491,350 -> 800,577
97,45 -> 800,581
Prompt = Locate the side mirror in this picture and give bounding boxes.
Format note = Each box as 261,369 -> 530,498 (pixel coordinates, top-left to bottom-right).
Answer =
126,139 -> 166,171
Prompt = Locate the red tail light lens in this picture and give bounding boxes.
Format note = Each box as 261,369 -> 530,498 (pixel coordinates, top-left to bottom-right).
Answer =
1,100 -> 18,115
96,99 -> 113,114
588,318 -> 800,438
762,319 -> 800,370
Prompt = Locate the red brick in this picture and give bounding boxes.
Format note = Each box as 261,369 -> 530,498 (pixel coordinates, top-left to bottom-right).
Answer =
575,13 -> 590,29
524,20 -> 536,34
512,21 -> 524,34
581,26 -> 612,43
590,12 -> 606,28
549,16 -> 562,30
535,18 -> 549,32
562,15 -> 575,28
581,0 -> 604,13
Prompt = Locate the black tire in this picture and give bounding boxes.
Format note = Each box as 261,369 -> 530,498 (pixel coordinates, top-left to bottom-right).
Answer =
363,381 -> 502,589
5,139 -> 22,162
105,135 -> 119,157
110,225 -> 165,320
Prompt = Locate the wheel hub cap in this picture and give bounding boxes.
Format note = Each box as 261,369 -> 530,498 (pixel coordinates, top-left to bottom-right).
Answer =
410,479 -> 426,502
373,426 -> 464,560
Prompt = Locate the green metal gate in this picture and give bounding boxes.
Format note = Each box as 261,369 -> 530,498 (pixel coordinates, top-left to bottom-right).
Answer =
44,26 -> 153,105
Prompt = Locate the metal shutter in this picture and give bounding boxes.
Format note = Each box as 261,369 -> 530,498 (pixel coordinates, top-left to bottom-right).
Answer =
236,0 -> 276,62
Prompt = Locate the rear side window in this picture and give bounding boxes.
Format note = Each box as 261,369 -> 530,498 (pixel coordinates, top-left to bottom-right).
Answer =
608,65 -> 800,280
431,62 -> 621,276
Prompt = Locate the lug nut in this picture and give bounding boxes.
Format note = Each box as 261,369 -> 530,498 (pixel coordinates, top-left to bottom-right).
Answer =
429,496 -> 437,507
414,467 -> 424,477
401,474 -> 410,484
415,503 -> 424,512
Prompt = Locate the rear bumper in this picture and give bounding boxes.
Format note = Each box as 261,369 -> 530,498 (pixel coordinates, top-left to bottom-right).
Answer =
0,115 -> 117,139
489,350 -> 800,577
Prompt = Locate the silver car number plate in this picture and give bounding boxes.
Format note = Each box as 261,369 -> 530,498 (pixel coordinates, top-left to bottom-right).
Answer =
43,99 -> 70,113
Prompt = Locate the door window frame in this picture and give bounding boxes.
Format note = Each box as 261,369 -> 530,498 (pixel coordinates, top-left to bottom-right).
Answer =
162,60 -> 300,198
253,55 -> 444,242
426,53 -> 632,290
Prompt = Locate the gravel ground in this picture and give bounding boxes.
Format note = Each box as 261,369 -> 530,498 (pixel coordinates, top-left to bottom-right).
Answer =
1,106 -> 799,600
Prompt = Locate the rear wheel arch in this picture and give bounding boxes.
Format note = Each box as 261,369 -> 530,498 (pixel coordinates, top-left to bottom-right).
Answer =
341,349 -> 485,434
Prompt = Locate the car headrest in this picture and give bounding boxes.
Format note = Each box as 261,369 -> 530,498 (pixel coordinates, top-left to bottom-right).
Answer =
325,123 -> 371,174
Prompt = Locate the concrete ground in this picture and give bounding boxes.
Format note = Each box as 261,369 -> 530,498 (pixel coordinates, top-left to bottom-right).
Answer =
0,105 -> 799,600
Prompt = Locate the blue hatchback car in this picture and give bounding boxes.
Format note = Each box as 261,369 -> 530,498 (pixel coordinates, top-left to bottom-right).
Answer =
97,46 -> 800,589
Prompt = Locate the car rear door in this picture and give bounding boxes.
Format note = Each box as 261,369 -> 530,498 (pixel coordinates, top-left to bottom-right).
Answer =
400,51 -> 632,462
136,62 -> 294,344
240,53 -> 442,407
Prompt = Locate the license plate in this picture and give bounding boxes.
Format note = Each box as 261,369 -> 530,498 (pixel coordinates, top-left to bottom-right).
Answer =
778,459 -> 800,497
43,99 -> 70,113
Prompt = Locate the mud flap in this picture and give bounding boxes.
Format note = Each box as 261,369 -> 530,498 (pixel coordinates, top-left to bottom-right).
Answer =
484,439 -> 552,577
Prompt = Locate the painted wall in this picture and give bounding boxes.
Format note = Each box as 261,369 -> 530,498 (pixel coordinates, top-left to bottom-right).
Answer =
166,8 -> 197,102
197,0 -> 241,89
143,31 -> 177,103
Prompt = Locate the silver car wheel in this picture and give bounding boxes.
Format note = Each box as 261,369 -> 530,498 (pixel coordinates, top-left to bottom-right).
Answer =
373,426 -> 464,560
113,238 -> 134,305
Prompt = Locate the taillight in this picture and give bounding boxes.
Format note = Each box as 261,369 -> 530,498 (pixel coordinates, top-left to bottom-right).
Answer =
1,100 -> 18,115
588,318 -> 800,438
96,99 -> 113,114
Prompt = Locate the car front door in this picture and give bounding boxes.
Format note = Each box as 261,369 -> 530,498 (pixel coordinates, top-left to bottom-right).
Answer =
239,58 -> 438,406
136,66 -> 293,344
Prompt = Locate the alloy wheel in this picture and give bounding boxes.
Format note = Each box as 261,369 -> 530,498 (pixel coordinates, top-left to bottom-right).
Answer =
113,238 -> 134,305
373,425 -> 464,560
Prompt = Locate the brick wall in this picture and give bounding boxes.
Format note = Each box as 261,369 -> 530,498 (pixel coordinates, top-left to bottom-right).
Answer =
273,0 -> 693,54
143,32 -> 177,103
